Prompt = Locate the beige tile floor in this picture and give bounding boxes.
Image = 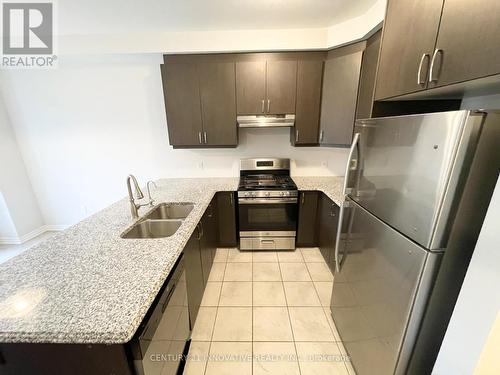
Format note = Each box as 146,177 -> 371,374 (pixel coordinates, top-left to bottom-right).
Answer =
184,247 -> 356,375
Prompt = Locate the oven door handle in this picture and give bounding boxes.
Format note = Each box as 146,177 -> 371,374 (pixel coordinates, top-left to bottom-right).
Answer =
238,198 -> 298,204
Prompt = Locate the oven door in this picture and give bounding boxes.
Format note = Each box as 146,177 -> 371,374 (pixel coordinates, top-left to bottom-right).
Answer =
238,197 -> 298,235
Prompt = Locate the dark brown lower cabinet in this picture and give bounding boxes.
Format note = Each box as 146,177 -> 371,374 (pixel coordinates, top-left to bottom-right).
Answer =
0,343 -> 131,375
199,197 -> 218,284
184,229 -> 205,327
317,193 -> 339,269
217,192 -> 237,247
296,191 -> 319,246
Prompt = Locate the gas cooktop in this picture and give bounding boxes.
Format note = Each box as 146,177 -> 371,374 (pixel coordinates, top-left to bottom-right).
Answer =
238,174 -> 297,191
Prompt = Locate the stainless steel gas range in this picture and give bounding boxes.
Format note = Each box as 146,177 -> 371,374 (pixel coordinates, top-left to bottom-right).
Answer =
237,158 -> 298,250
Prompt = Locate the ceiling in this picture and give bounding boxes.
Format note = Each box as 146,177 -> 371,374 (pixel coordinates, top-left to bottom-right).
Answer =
58,0 -> 379,35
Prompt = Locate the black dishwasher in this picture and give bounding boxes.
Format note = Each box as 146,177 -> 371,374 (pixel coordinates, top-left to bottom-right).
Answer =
129,255 -> 190,375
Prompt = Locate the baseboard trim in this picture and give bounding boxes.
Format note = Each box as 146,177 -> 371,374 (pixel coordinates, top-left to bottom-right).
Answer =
0,224 -> 70,245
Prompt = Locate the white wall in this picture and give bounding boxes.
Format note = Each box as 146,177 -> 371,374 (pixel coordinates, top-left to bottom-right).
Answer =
433,176 -> 500,374
0,94 -> 44,239
1,54 -> 348,227
0,193 -> 17,239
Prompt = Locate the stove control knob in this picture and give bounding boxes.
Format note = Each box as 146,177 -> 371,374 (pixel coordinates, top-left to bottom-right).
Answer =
280,192 -> 285,196
265,192 -> 270,197
285,191 -> 291,196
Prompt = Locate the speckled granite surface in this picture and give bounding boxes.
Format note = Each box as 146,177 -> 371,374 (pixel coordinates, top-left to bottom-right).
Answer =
0,176 -> 343,344
292,176 -> 344,206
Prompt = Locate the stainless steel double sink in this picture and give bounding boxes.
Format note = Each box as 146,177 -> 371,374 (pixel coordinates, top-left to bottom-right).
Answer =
121,202 -> 194,239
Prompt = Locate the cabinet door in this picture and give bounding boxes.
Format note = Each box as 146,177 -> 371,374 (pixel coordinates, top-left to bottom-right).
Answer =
161,63 -> 203,147
266,60 -> 298,114
200,199 -> 218,285
217,192 -> 237,247
236,61 -> 266,115
293,60 -> 323,145
320,47 -> 363,146
375,0 -> 444,100
297,191 -> 319,246
183,231 -> 204,327
198,62 -> 238,146
430,0 -> 500,88
356,30 -> 381,120
317,194 -> 337,266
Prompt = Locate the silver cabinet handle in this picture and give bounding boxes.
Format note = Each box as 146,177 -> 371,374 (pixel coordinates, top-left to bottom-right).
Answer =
261,239 -> 275,244
342,132 -> 360,196
197,223 -> 203,240
267,99 -> 270,113
330,203 -> 336,217
229,193 -> 233,206
203,131 -> 207,144
417,53 -> 430,85
295,129 -> 299,142
319,130 -> 324,142
429,49 -> 443,83
301,193 -> 305,205
198,132 -> 202,144
261,99 -> 265,113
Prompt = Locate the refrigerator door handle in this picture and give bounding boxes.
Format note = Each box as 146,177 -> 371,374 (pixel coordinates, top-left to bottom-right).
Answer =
334,199 -> 347,273
342,132 -> 360,196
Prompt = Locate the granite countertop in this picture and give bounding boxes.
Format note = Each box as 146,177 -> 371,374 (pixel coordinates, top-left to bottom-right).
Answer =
0,176 -> 343,344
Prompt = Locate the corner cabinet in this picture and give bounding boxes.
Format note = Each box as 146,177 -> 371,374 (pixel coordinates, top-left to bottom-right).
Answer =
375,0 -> 500,100
161,57 -> 237,148
317,193 -> 339,271
319,42 -> 365,146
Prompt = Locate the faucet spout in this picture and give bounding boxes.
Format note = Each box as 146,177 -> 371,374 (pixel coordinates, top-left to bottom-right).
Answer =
126,175 -> 145,219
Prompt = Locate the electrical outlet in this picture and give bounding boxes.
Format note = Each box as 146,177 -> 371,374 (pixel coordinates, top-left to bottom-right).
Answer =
198,161 -> 204,170
321,161 -> 328,168
81,205 -> 88,216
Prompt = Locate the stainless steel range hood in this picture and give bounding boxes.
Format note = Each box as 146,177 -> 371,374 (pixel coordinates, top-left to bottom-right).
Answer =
237,114 -> 295,128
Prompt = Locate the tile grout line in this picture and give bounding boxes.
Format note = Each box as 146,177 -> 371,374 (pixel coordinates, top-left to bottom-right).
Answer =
307,250 -> 352,375
277,254 -> 303,375
203,248 -> 229,375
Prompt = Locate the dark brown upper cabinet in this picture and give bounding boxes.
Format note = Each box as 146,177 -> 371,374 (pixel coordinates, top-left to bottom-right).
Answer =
198,62 -> 237,146
235,61 -> 267,115
429,0 -> 500,89
375,0 -> 444,100
161,63 -> 203,147
236,57 -> 297,115
356,30 -> 382,120
376,0 -> 500,100
292,59 -> 324,146
161,57 -> 237,148
266,60 -> 297,114
319,43 -> 364,146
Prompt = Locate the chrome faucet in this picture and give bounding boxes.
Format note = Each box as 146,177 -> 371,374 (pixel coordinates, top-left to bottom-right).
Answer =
126,175 -> 149,219
146,180 -> 158,207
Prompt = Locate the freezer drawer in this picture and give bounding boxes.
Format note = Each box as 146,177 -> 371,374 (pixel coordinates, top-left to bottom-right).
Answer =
348,110 -> 484,249
331,199 -> 441,375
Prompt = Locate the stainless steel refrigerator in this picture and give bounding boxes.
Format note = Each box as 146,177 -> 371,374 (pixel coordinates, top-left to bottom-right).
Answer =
330,110 -> 500,375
